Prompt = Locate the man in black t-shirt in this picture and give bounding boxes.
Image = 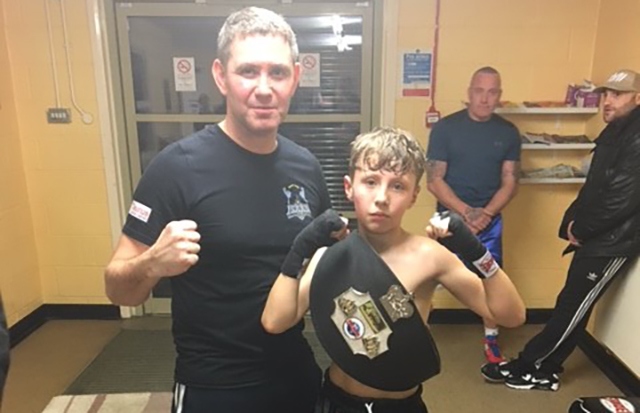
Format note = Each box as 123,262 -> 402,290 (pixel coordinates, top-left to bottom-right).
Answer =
105,7 -> 331,413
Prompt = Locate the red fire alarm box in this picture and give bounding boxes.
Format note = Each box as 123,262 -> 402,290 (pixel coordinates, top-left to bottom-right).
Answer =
426,110 -> 441,128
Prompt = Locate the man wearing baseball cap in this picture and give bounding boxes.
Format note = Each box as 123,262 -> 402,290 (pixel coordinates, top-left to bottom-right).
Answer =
482,68 -> 640,391
594,69 -> 640,121
594,69 -> 640,92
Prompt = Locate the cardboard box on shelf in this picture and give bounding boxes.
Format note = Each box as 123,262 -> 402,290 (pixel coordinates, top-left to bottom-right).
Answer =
565,83 -> 601,108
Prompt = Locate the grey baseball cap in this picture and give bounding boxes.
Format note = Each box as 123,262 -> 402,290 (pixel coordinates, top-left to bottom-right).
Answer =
594,69 -> 640,93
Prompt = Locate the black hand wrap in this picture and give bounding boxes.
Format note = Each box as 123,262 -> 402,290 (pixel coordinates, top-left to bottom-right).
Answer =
281,209 -> 346,278
431,211 -> 499,279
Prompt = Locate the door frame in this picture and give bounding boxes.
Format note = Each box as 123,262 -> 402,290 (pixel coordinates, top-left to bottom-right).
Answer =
95,0 -> 387,316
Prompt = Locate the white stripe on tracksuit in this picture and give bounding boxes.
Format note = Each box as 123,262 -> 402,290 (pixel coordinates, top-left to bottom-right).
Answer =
173,382 -> 186,413
534,257 -> 627,369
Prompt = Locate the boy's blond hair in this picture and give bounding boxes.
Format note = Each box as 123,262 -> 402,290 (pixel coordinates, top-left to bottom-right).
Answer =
348,127 -> 426,182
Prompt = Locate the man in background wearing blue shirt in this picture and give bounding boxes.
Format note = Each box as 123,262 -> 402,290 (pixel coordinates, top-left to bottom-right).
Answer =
426,67 -> 521,363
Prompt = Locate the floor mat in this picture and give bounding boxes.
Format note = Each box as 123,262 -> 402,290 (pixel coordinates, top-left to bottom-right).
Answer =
64,329 -> 331,394
64,330 -> 175,394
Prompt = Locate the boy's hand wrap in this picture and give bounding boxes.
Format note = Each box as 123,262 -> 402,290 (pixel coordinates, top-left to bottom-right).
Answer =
281,209 -> 346,278
430,211 -> 499,279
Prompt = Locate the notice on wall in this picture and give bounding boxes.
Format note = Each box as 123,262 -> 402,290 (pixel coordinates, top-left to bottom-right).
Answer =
299,53 -> 321,88
399,50 -> 432,97
173,57 -> 197,92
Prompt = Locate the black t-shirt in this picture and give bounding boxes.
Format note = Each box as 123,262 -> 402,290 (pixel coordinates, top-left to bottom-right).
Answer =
427,110 -> 521,208
123,125 -> 331,388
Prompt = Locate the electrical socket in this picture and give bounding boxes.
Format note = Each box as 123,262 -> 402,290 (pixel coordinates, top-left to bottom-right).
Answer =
47,108 -> 71,124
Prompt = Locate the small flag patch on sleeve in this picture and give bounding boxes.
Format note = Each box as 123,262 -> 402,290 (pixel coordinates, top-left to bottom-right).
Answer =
128,200 -> 152,223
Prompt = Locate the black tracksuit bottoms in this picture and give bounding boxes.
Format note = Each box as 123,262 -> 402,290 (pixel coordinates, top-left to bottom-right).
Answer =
519,255 -> 632,373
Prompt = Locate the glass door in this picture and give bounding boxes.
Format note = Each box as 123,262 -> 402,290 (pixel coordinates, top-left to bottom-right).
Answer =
112,1 -> 376,313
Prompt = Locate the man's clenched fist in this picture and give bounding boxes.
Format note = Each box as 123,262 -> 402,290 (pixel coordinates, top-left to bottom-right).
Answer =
149,220 -> 201,278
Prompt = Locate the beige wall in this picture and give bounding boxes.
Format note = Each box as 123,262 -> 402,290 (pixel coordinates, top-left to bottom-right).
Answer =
586,0 -> 640,138
0,0 -> 42,326
1,0 -> 111,323
2,0 -> 639,325
393,0 -> 603,308
589,0 -> 640,376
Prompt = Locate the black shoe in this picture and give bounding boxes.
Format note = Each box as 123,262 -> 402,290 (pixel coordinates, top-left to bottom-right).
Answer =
505,370 -> 560,391
481,360 -> 520,383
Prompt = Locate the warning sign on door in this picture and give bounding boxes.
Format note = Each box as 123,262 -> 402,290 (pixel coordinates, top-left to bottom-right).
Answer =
173,57 -> 197,92
299,53 -> 321,88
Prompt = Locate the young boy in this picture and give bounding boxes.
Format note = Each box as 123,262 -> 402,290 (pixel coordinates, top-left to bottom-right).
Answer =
262,127 -> 525,412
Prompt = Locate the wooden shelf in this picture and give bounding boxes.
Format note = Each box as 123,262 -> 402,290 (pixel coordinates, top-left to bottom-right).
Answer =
520,177 -> 586,184
522,143 -> 595,150
495,107 -> 598,115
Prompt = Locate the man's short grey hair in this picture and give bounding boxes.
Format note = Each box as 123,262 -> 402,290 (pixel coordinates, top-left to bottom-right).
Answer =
217,7 -> 299,66
470,66 -> 501,85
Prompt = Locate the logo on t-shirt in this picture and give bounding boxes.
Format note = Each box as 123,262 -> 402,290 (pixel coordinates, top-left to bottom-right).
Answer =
128,200 -> 152,223
282,184 -> 312,221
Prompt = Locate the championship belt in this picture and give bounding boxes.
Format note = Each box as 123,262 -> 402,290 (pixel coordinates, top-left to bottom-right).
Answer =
309,232 -> 441,391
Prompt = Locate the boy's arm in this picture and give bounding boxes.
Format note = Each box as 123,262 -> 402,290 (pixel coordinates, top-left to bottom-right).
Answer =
262,248 -> 326,334
429,212 -> 525,328
436,256 -> 525,328
261,209 -> 347,334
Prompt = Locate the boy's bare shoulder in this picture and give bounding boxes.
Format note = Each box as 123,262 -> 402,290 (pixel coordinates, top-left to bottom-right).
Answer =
403,233 -> 451,275
406,233 -> 447,259
396,234 -> 448,289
